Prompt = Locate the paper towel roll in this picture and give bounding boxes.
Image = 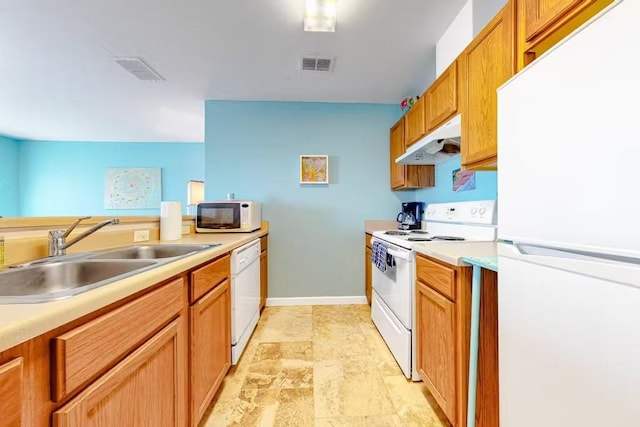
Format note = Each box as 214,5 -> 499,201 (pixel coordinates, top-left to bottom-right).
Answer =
160,201 -> 182,241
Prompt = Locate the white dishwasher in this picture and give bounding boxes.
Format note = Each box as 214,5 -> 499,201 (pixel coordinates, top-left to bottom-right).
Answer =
230,238 -> 261,364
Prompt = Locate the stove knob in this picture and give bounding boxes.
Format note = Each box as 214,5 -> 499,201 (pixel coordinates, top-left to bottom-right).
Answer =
479,207 -> 486,215
471,207 -> 478,215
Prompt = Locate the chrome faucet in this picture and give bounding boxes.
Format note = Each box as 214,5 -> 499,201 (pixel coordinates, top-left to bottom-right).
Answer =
48,216 -> 120,257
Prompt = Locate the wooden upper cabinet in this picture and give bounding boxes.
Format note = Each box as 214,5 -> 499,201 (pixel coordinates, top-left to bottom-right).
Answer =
390,117 -> 435,190
425,60 -> 459,132
190,279 -> 231,425
460,0 -> 516,169
404,96 -> 427,147
53,318 -> 186,427
518,0 -> 613,68
524,0 -> 588,40
0,358 -> 23,427
390,118 -> 407,189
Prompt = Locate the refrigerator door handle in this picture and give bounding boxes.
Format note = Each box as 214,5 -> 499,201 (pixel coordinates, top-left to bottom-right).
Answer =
498,242 -> 640,289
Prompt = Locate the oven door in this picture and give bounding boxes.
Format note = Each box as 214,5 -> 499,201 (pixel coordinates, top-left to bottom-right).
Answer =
196,202 -> 241,230
371,238 -> 413,329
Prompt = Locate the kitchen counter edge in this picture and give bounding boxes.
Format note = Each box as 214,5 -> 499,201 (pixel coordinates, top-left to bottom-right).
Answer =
413,241 -> 497,266
0,226 -> 269,353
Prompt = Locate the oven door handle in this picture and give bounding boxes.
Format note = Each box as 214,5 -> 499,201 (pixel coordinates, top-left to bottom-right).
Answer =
387,249 -> 411,261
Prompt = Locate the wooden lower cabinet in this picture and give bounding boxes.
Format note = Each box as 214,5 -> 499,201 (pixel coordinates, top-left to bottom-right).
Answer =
260,249 -> 268,311
365,233 -> 372,305
0,246 -> 246,427
53,318 -> 185,427
416,281 -> 456,421
415,254 -> 498,427
0,358 -> 23,427
190,279 -> 231,424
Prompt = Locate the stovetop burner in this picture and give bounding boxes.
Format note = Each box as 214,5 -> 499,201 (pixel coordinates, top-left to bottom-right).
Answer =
432,236 -> 465,241
385,231 -> 409,236
410,230 -> 430,234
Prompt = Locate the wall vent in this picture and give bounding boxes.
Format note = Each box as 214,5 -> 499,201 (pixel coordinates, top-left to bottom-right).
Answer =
300,55 -> 334,73
115,57 -> 165,81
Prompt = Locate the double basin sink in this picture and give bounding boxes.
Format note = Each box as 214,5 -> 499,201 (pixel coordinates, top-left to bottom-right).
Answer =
0,244 -> 219,304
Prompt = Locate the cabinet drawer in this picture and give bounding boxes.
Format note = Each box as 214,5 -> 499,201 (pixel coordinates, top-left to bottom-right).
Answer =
52,278 -> 184,401
260,235 -> 268,252
191,254 -> 230,303
0,357 -> 23,426
365,233 -> 372,249
416,255 -> 456,300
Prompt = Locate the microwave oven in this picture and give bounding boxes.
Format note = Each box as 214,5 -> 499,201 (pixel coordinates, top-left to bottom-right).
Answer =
195,201 -> 261,233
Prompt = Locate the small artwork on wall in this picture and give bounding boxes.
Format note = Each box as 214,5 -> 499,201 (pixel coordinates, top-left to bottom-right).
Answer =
104,168 -> 162,209
300,155 -> 329,184
452,168 -> 476,192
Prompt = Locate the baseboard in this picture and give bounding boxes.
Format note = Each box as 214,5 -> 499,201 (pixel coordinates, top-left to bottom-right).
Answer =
266,296 -> 368,306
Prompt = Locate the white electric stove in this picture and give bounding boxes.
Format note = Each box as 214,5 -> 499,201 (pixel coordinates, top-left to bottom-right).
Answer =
370,200 -> 497,380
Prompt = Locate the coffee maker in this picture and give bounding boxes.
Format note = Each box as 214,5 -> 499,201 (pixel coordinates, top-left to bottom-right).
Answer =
396,202 -> 424,230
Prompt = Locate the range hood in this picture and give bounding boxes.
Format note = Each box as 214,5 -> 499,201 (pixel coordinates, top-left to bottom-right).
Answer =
396,114 -> 461,165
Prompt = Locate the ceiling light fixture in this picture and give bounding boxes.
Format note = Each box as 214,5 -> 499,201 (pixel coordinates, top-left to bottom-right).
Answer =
304,0 -> 337,32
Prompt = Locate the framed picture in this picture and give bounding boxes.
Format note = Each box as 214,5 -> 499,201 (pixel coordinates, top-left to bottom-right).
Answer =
104,167 -> 162,209
300,155 -> 329,184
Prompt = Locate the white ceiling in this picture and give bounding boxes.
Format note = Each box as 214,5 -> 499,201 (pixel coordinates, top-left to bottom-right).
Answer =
0,0 -> 466,142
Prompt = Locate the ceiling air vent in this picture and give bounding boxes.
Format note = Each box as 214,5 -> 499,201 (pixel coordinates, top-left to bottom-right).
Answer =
301,55 -> 334,73
115,57 -> 165,81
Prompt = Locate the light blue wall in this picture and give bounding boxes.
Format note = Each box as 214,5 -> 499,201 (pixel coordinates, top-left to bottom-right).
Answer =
0,136 -> 20,217
19,141 -> 204,216
414,156 -> 497,204
205,101 -> 413,299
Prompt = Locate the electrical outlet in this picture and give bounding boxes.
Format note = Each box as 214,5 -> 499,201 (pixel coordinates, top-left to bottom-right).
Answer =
181,225 -> 190,235
133,229 -> 150,242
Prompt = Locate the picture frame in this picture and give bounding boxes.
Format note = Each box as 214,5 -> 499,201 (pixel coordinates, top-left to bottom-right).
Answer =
300,155 -> 329,184
104,167 -> 162,209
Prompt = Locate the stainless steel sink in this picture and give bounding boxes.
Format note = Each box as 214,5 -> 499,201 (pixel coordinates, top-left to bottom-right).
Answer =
88,244 -> 215,260
0,260 -> 158,303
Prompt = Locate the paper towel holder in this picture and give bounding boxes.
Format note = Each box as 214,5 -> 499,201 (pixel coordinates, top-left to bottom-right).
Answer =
187,180 -> 205,215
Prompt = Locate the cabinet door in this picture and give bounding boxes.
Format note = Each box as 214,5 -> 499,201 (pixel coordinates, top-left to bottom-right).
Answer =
524,0 -> 590,41
426,60 -> 459,132
390,118 -> 406,189
404,96 -> 427,147
53,318 -> 186,427
0,358 -> 23,427
461,0 -> 516,169
365,246 -> 372,305
260,250 -> 268,311
518,0 -> 612,68
416,282 -> 456,423
190,279 -> 231,424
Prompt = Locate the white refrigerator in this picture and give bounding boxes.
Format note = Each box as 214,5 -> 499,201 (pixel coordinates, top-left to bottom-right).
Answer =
497,1 -> 640,426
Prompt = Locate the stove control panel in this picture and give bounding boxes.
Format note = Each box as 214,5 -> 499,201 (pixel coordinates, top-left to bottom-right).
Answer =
423,200 -> 497,225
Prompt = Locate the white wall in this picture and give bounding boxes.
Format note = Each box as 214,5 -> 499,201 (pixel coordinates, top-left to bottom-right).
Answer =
473,0 -> 509,36
435,0 -> 473,76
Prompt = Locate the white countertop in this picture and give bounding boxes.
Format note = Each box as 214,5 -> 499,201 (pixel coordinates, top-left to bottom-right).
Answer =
364,220 -> 398,234
0,228 -> 268,353
413,241 -> 497,266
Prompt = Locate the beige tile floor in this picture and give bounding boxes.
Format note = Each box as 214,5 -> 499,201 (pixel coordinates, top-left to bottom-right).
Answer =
201,305 -> 450,427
